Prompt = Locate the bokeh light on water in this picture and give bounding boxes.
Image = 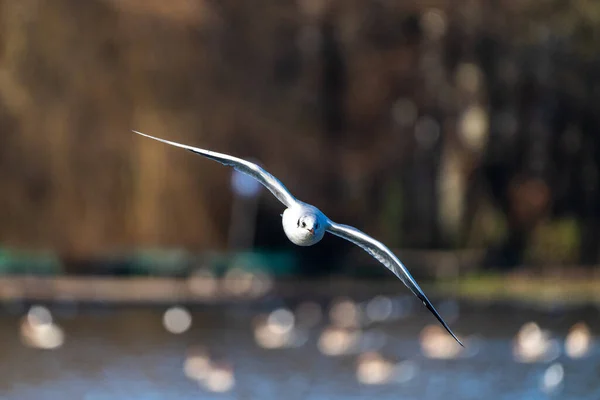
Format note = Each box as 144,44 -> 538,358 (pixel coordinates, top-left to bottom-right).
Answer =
267,308 -> 295,335
419,325 -> 464,360
201,361 -> 236,393
20,305 -> 65,350
364,295 -> 393,323
253,307 -> 309,350
565,322 -> 593,359
513,321 -> 560,363
0,293 -> 598,399
27,305 -> 53,327
329,297 -> 361,328
355,351 -> 394,385
183,346 -> 211,381
318,325 -> 361,356
540,362 -> 564,395
163,306 -> 192,334
182,345 -> 236,393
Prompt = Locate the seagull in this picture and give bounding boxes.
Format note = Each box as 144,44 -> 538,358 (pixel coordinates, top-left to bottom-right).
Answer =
133,130 -> 463,346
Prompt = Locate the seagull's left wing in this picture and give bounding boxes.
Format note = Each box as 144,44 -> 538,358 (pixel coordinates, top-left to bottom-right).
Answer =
133,131 -> 297,208
326,221 -> 463,347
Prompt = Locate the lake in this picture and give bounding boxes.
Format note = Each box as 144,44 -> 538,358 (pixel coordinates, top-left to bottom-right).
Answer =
1,293 -> 599,400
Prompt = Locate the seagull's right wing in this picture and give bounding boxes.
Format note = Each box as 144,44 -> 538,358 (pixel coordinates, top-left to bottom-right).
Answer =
133,131 -> 298,208
326,221 -> 463,347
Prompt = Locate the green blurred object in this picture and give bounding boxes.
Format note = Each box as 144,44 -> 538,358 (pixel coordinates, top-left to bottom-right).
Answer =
132,248 -> 299,277
132,248 -> 191,276
0,248 -> 63,275
0,247 -> 299,277
204,250 -> 299,277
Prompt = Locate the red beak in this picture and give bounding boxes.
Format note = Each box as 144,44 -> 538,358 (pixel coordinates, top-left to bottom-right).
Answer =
308,228 -> 315,234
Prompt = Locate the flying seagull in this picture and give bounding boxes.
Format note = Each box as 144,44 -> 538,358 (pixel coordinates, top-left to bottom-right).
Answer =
133,130 -> 463,346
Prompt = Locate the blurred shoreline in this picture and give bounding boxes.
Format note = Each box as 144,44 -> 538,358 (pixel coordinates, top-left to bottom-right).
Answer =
1,271 -> 599,308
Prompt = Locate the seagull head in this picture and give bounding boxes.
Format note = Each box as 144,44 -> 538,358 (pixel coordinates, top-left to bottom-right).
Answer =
298,214 -> 320,236
282,205 -> 327,246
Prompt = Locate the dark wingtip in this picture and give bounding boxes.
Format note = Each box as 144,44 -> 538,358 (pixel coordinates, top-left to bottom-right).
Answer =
423,300 -> 465,348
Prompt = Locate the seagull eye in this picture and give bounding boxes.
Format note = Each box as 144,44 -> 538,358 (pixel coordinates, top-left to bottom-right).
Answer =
301,221 -> 306,228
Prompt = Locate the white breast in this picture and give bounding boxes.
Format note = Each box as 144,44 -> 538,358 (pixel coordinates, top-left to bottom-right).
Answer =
281,205 -> 326,246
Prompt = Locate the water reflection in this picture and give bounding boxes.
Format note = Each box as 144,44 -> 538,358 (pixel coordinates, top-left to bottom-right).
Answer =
513,322 -> 560,363
565,322 -> 593,359
358,329 -> 387,352
540,362 -> 564,394
329,297 -> 361,328
163,306 -> 192,334
356,351 -> 394,385
420,325 -> 464,359
267,308 -> 295,335
27,305 -> 53,326
2,302 -> 599,399
202,361 -> 235,393
394,360 -> 418,384
20,305 -> 65,350
253,313 -> 289,349
182,346 -> 235,393
253,309 -> 309,349
318,325 -> 361,356
364,295 -> 393,323
183,346 -> 212,381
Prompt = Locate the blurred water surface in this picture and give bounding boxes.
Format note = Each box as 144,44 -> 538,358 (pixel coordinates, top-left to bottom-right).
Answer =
1,298 -> 600,400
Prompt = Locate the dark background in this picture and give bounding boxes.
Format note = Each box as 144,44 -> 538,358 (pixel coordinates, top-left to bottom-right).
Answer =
2,0 -> 599,271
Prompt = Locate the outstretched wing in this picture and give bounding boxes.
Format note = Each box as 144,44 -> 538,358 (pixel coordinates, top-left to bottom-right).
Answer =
326,221 -> 463,347
133,131 -> 298,208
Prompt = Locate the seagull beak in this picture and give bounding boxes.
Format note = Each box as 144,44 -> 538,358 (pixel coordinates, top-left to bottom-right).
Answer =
308,228 -> 315,234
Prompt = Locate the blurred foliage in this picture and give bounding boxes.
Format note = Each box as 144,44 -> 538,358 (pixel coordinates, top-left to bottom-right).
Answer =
379,178 -> 404,248
526,218 -> 580,265
0,248 -> 62,275
437,270 -> 600,305
466,200 -> 508,248
0,0 -> 599,271
520,0 -> 600,57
